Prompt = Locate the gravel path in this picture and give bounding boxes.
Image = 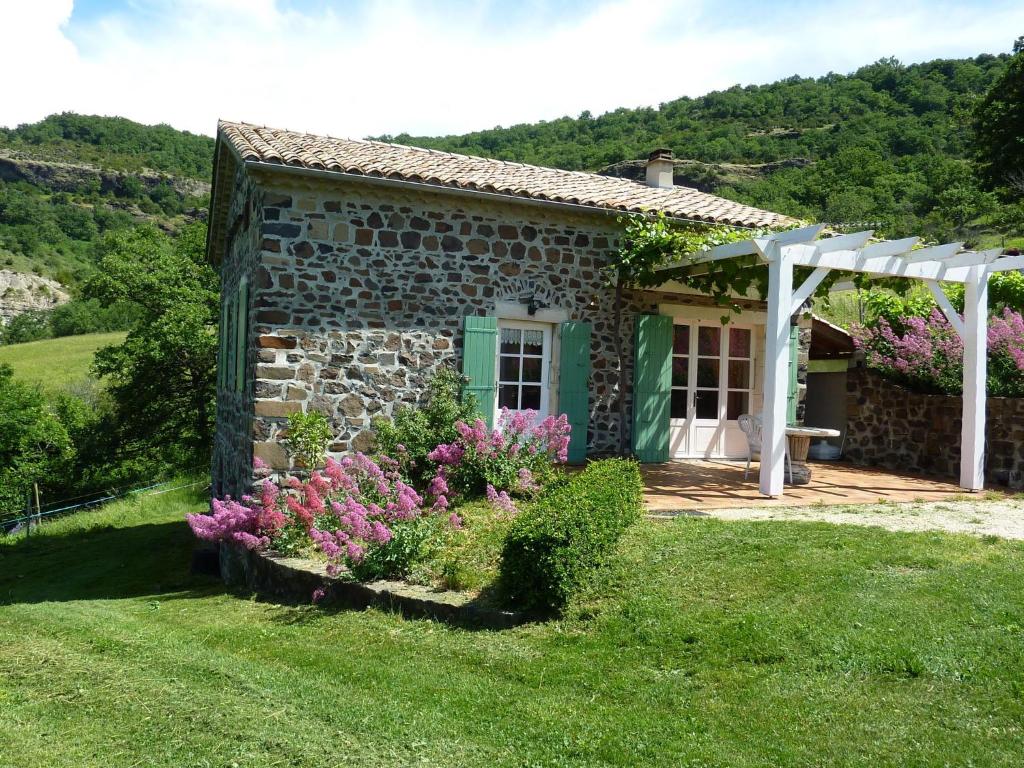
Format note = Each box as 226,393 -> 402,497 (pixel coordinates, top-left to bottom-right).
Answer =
660,497 -> 1024,540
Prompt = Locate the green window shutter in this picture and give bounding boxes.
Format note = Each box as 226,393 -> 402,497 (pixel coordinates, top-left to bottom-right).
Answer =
558,322 -> 591,464
462,316 -> 497,427
234,279 -> 248,393
631,314 -> 672,463
787,325 -> 799,424
224,296 -> 235,392
218,295 -> 231,391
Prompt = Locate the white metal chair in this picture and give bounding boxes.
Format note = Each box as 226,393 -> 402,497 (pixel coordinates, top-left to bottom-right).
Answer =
737,413 -> 793,483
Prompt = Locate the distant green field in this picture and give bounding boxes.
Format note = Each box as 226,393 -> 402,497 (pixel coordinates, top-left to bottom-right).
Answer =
0,331 -> 126,391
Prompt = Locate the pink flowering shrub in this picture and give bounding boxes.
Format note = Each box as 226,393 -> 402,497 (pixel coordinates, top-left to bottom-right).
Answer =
426,408 -> 571,507
187,496 -> 277,551
486,484 -> 518,516
188,452 -> 452,580
987,308 -> 1024,396
856,306 -> 1024,396
189,393 -> 574,587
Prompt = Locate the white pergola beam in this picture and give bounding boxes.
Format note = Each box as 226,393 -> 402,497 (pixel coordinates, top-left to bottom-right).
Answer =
902,242 -> 963,263
657,238 -> 760,271
924,280 -> 965,340
961,266 -> 988,490
790,267 -> 830,315
858,237 -> 919,259
790,248 -> 977,282
942,248 -> 1004,268
814,230 -> 874,254
753,223 -> 827,259
657,223 -> 828,273
759,241 -> 792,497
987,255 -> 1024,274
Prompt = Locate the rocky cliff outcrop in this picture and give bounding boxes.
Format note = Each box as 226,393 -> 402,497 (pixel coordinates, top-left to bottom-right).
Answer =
0,151 -> 210,199
0,271 -> 70,324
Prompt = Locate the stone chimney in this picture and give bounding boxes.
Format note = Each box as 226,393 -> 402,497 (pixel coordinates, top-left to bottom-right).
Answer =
645,148 -> 674,188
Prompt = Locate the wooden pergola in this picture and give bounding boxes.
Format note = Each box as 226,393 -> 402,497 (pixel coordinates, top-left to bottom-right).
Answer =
658,224 -> 1024,497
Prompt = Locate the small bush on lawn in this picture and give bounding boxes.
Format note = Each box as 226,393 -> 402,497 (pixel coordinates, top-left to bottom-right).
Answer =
500,458 -> 643,614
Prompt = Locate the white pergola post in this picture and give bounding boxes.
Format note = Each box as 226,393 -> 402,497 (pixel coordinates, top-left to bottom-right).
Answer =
960,266 -> 988,490
759,241 -> 792,497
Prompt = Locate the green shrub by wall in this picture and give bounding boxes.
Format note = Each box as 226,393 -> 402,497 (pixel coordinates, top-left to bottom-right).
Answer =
500,458 -> 643,613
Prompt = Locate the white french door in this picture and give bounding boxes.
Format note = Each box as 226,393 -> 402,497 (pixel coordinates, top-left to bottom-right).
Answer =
495,320 -> 551,425
669,322 -> 754,458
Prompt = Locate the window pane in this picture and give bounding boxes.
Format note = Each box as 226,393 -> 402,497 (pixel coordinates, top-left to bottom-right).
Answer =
521,385 -> 541,410
499,356 -> 520,383
728,360 -> 750,389
522,329 -> 544,356
521,356 -> 542,383
698,326 -> 720,356
673,324 -> 690,354
671,357 -> 688,387
695,390 -> 719,419
729,327 -> 751,359
500,327 -> 521,354
727,391 -> 749,420
498,384 -> 519,409
696,358 -> 719,388
670,389 -> 687,419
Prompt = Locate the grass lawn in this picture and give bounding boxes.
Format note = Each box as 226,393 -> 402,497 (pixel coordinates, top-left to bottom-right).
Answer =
0,331 -> 126,392
2,488 -> 1024,767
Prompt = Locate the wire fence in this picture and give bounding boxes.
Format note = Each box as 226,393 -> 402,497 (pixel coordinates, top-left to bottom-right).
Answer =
2,479 -> 208,536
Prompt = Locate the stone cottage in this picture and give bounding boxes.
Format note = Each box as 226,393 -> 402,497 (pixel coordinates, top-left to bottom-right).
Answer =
206,122 -> 798,497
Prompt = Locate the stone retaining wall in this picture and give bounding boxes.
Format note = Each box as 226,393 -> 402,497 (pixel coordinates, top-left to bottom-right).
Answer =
219,543 -> 526,628
844,366 -> 1024,488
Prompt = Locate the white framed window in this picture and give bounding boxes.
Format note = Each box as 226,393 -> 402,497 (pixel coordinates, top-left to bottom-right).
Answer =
670,322 -> 753,422
725,326 -> 753,420
495,319 -> 552,423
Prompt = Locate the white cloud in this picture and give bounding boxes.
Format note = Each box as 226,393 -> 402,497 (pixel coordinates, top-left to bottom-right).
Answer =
0,0 -> 1021,138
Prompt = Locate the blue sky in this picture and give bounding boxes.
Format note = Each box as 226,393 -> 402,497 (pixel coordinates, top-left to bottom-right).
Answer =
2,1 -> 1022,138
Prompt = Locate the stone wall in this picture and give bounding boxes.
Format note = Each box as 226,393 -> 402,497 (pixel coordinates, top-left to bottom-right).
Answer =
212,166 -> 802,497
796,323 -> 811,423
844,366 -> 1024,489
210,166 -> 263,497
245,175 -> 634,478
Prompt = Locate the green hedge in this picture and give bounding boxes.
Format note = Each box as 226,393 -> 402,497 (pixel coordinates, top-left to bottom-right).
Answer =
500,458 -> 644,613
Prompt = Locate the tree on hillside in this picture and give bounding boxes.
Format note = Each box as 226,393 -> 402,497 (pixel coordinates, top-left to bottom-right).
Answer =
84,222 -> 219,467
0,364 -> 74,522
974,43 -> 1024,196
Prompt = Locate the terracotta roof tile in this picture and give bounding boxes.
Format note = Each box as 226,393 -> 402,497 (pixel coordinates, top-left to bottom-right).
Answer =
218,120 -> 794,229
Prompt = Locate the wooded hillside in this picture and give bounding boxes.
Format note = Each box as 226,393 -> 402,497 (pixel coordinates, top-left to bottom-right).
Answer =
384,54 -> 1021,246
0,114 -> 214,287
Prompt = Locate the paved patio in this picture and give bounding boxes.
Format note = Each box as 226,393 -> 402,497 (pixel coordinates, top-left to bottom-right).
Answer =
642,460 -> 972,513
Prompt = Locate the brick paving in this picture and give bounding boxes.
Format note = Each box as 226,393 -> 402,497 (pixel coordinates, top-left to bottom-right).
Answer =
642,460 -> 973,513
